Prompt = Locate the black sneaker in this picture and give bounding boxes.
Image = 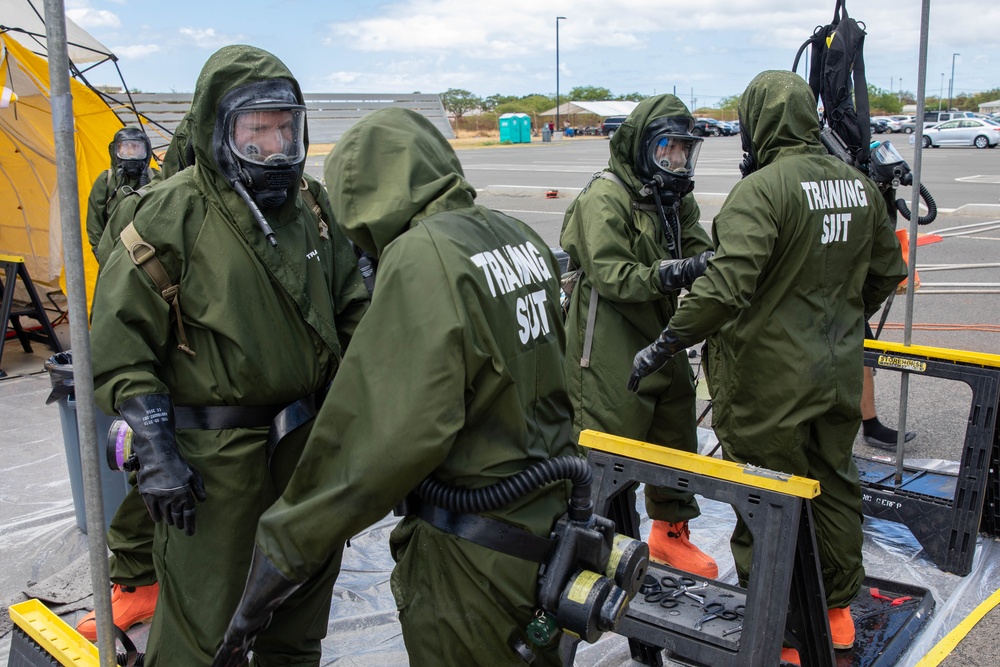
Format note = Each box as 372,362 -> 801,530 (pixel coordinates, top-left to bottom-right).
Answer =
863,431 -> 916,451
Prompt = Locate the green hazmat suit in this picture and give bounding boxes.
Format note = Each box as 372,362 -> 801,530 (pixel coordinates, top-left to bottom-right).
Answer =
255,107 -> 579,666
160,112 -> 195,179
98,167 -> 338,590
85,147 -> 159,260
89,45 -> 370,666
666,71 -> 908,607
559,94 -> 713,522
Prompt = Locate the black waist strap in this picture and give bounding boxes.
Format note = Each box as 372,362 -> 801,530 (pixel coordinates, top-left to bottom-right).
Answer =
174,404 -> 279,430
416,503 -> 556,564
173,385 -> 328,462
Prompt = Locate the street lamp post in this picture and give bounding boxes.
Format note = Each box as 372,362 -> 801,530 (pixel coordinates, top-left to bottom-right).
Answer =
556,16 -> 566,135
948,53 -> 960,111
939,73 -> 944,111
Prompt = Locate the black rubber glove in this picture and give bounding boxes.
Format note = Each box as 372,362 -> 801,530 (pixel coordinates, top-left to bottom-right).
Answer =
658,250 -> 714,293
117,394 -> 206,535
212,547 -> 302,667
627,328 -> 688,392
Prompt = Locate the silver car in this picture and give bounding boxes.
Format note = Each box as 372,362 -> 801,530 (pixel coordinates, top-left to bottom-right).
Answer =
919,118 -> 1000,148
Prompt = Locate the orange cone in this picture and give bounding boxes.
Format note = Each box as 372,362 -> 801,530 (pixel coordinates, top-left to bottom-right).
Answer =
895,229 -> 921,293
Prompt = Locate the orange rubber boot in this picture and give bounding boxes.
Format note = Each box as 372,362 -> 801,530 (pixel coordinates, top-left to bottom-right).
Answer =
828,606 -> 855,649
780,647 -> 801,665
647,520 -> 719,579
76,582 -> 159,642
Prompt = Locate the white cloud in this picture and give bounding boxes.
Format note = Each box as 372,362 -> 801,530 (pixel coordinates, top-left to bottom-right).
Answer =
112,44 -> 161,60
65,8 -> 121,29
178,28 -> 244,50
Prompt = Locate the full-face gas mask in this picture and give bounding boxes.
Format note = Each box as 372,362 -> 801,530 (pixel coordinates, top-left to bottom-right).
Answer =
869,140 -> 912,187
214,80 -> 307,213
635,116 -> 702,197
112,127 -> 152,182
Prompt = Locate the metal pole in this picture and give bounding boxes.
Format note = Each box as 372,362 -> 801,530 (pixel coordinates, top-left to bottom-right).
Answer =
555,16 -> 565,134
948,52 -> 959,111
939,73 -> 944,111
895,0 -> 932,486
41,1 -> 116,665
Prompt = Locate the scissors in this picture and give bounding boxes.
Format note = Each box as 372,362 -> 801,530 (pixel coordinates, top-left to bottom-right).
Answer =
661,576 -> 708,604
694,602 -> 745,631
641,590 -> 681,608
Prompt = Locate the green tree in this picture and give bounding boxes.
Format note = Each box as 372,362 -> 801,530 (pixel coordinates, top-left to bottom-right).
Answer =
482,94 -> 518,113
866,84 -> 902,115
718,95 -> 741,111
495,94 -> 554,115
616,92 -> 646,102
441,88 -> 482,122
567,85 -> 613,101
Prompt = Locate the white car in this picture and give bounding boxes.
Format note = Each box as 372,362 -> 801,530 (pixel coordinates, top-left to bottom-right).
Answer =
873,116 -> 902,133
919,118 -> 1000,148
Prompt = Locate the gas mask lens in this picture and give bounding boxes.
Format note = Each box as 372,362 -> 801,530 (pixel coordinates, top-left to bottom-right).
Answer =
649,133 -> 702,176
871,140 -> 905,167
229,106 -> 306,166
115,139 -> 149,161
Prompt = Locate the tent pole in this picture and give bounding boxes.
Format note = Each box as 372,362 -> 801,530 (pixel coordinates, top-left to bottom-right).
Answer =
41,2 -> 116,664
894,0 -> 933,486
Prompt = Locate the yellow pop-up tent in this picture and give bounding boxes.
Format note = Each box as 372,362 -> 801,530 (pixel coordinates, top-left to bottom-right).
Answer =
1,23 -> 125,309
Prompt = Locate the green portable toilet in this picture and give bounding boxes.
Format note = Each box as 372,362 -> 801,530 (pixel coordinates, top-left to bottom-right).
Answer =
515,113 -> 532,143
499,113 -> 516,143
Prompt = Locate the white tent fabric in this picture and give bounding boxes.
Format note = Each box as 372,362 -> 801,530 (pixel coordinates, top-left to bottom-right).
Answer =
0,0 -> 114,65
539,100 -> 640,117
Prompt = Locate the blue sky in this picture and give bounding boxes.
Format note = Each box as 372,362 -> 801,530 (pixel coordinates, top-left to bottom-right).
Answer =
65,0 -> 999,106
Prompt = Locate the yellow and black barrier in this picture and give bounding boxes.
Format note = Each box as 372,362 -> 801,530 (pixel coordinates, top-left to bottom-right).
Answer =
861,340 -> 1000,576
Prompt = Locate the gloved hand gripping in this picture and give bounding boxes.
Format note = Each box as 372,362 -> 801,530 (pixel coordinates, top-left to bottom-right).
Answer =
658,250 -> 714,293
627,328 -> 688,392
212,547 -> 302,667
117,394 -> 206,535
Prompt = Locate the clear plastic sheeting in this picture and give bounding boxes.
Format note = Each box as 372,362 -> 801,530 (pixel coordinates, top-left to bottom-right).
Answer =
1,373 -> 998,666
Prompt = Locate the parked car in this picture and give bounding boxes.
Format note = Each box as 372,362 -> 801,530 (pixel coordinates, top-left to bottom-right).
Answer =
919,117 -> 1000,148
898,119 -> 917,134
870,118 -> 888,134
872,116 -> 903,133
922,110 -> 977,127
693,118 -> 725,137
600,116 -> 626,138
717,121 -> 738,136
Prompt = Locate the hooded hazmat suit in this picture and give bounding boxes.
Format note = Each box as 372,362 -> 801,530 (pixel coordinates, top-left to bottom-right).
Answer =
559,94 -> 713,523
89,45 -> 369,665
251,107 -> 579,665
665,71 -> 908,607
85,136 -> 159,260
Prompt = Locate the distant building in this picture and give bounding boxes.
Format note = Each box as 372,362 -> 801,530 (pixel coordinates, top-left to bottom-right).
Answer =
979,99 -> 1000,114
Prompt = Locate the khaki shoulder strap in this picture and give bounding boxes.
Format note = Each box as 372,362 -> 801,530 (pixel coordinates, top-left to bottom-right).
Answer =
597,170 -> 657,213
580,283 -> 599,368
299,179 -> 330,239
119,222 -> 196,358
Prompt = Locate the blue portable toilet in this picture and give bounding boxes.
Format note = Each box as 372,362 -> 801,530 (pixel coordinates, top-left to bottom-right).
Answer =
499,113 -> 516,143
515,113 -> 532,143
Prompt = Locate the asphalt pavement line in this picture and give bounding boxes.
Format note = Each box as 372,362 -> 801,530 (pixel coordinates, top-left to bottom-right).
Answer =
914,586 -> 1000,667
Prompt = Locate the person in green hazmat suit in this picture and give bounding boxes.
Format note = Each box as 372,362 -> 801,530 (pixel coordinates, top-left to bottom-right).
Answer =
628,71 -> 908,658
88,45 -> 369,665
160,111 -> 196,179
559,94 -> 718,578
85,126 -> 159,259
80,119 -> 345,643
210,107 -> 581,667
